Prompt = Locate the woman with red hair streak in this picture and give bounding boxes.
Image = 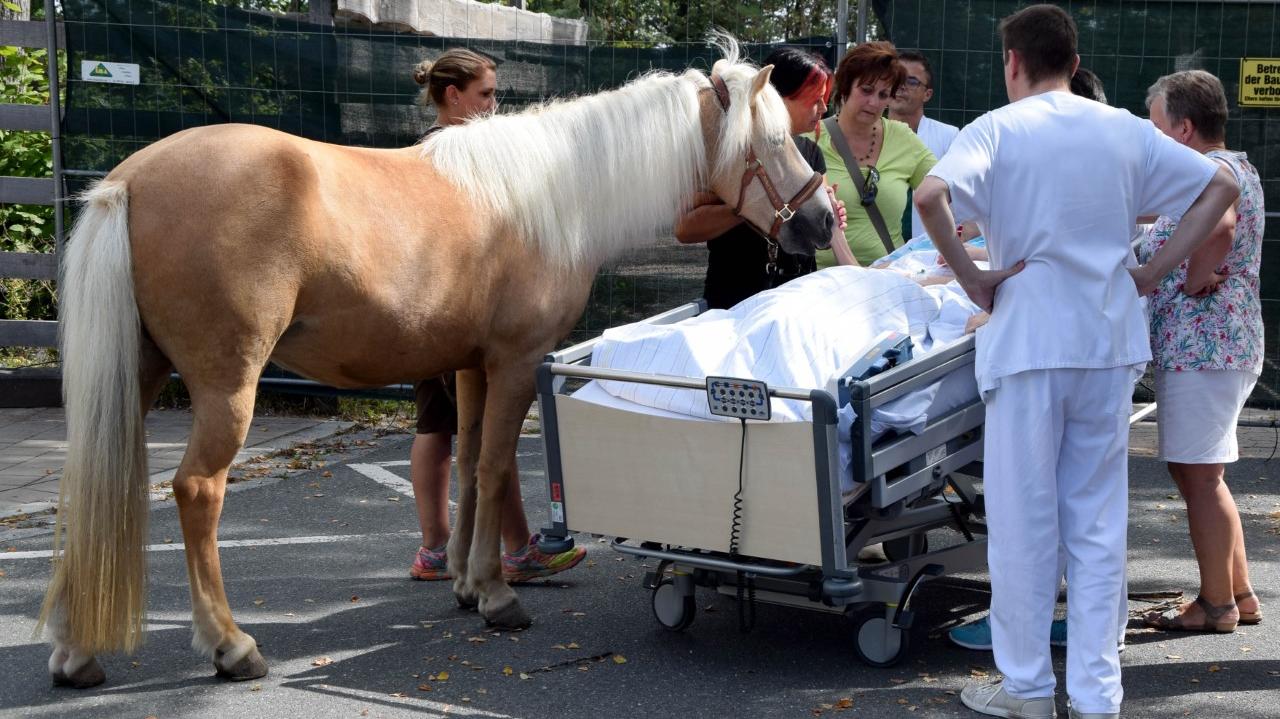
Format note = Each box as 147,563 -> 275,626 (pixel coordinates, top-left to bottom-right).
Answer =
675,47 -> 847,310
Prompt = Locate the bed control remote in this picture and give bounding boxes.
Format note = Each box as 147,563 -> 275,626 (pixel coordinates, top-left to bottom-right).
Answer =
706,376 -> 771,421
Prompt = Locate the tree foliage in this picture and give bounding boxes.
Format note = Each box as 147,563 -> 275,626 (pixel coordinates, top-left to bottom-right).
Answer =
525,0 -> 856,44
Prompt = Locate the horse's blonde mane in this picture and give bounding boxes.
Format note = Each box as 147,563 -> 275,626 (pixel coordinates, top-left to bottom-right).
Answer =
423,35 -> 792,270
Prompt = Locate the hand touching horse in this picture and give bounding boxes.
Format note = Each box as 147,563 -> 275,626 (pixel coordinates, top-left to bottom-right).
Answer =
39,39 -> 834,687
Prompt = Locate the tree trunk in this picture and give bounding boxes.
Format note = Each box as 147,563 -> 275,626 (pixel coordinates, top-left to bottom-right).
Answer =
1,0 -> 33,21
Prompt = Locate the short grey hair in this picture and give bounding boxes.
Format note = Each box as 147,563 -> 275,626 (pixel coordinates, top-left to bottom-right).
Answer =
1146,70 -> 1228,142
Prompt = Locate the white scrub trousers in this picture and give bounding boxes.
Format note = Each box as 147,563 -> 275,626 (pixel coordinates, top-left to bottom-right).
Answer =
983,366 -> 1135,715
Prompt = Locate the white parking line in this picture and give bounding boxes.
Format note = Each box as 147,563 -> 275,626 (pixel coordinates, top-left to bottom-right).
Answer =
348,463 -> 415,496
0,530 -> 418,561
348,462 -> 456,509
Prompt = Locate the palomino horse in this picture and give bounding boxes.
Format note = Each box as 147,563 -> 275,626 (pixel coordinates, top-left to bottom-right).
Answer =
39,39 -> 834,687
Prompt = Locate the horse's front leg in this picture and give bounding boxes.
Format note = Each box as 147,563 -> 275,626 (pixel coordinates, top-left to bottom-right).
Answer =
449,368 -> 486,610
468,365 -> 535,629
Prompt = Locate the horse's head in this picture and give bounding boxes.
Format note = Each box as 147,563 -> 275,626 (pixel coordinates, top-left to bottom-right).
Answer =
700,54 -> 835,259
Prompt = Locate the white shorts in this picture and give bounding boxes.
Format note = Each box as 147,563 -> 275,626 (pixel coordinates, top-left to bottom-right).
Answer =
1153,369 -> 1257,464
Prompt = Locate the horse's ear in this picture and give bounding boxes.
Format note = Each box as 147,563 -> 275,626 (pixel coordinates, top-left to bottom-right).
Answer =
749,64 -> 774,103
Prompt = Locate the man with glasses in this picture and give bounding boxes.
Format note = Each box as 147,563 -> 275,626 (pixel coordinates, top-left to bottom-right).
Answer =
889,50 -> 959,239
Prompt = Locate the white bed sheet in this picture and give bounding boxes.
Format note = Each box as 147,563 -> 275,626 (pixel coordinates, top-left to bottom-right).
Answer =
570,265 -> 984,491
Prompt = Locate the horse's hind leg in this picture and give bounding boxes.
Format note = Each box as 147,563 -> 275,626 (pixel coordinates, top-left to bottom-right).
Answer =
173,378 -> 267,680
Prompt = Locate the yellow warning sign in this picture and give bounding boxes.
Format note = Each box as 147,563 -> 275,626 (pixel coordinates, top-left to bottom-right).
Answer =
1239,58 -> 1280,107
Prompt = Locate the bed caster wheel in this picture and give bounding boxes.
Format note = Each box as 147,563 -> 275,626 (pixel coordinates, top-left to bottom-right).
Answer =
883,534 -> 928,563
652,578 -> 696,632
851,608 -> 909,667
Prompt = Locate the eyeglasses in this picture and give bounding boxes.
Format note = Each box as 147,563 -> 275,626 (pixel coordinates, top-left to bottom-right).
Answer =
903,76 -> 926,89
859,166 -> 880,206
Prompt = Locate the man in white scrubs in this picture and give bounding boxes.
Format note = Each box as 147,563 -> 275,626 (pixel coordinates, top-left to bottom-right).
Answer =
914,5 -> 1240,719
889,50 -> 960,239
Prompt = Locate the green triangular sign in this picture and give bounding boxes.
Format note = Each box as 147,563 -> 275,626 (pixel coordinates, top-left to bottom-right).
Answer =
90,63 -> 112,78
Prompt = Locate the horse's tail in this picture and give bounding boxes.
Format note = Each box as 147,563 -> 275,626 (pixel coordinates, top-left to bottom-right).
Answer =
37,180 -> 150,654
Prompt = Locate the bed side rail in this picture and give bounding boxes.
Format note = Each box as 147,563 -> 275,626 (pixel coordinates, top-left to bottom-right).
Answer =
845,334 -> 976,409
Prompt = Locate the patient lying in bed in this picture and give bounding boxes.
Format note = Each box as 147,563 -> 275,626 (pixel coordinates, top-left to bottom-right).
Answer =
580,258 -> 986,490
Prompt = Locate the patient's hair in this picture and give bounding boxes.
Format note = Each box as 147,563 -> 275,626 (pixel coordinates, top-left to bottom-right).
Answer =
1070,67 -> 1107,103
999,4 -> 1077,85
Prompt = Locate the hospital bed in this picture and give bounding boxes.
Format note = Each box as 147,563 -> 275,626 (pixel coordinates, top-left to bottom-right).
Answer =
533,294 -> 989,667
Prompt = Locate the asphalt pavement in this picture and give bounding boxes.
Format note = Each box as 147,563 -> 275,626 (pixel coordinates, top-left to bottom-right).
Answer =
0,427 -> 1276,719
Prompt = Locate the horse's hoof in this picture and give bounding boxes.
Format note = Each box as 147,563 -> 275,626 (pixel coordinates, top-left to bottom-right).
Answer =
456,593 -> 479,611
482,598 -> 532,630
214,646 -> 268,681
51,656 -> 106,689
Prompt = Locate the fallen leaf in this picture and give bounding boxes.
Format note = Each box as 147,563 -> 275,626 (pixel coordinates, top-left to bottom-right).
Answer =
568,642 -> 581,649
435,671 -> 449,681
552,644 -> 567,650
503,666 -> 514,676
835,698 -> 853,709
571,612 -> 586,618
250,683 -> 262,691
1166,655 -> 1183,660
389,692 -> 407,698
253,598 -> 266,606
519,673 -> 531,680
612,655 -> 627,664
1208,665 -> 1221,672
322,471 -> 333,478
468,636 -> 487,644
350,595 -> 360,602
417,684 -> 432,691
388,497 -> 401,502
897,698 -> 909,705
1188,678 -> 1200,684
312,656 -> 333,667
889,678 -> 906,684
1241,647 -> 1252,653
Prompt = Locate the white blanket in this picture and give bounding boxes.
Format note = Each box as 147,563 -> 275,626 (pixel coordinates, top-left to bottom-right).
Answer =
591,266 -> 979,422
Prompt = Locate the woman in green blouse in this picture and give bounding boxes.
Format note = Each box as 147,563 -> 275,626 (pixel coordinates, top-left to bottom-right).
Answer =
812,41 -> 936,268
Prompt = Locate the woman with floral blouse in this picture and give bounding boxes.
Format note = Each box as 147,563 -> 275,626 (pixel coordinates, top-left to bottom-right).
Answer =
1138,70 -> 1264,633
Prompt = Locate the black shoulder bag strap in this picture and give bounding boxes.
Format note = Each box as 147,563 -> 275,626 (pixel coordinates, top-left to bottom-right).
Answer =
823,116 -> 896,256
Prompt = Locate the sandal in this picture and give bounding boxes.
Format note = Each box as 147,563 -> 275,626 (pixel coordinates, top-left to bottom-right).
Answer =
1143,596 -> 1238,633
1236,589 -> 1263,625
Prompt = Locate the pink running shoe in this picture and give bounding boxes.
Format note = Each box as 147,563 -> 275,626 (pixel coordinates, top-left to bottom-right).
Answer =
501,534 -> 586,583
410,545 -> 452,581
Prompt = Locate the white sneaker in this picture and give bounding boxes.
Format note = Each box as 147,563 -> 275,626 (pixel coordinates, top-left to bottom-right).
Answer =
961,680 -> 1057,718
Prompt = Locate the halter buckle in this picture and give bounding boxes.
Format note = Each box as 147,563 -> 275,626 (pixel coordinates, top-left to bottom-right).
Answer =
774,205 -> 796,222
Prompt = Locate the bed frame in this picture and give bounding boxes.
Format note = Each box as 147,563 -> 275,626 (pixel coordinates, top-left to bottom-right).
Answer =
534,302 -> 989,666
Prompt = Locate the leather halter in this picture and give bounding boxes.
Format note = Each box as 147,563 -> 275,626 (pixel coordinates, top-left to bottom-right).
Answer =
709,75 -> 825,244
